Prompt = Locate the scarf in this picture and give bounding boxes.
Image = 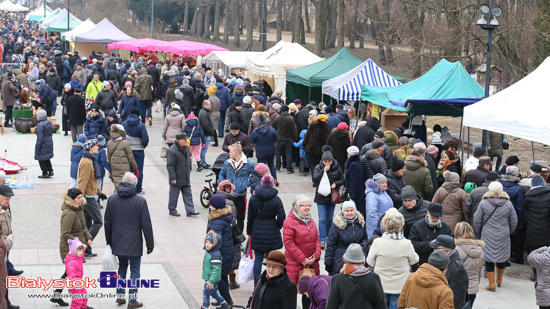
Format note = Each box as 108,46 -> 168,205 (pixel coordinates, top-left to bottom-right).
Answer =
425,214 -> 442,229
292,209 -> 311,225
383,231 -> 404,240
343,213 -> 358,224
340,264 -> 371,276
82,151 -> 101,179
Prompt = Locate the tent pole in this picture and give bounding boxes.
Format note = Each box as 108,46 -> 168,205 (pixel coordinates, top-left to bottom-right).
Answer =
532,141 -> 536,163
459,117 -> 464,166
308,87 -> 311,103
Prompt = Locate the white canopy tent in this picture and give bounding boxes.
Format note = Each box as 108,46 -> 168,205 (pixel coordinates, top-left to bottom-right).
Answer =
65,18 -> 95,42
463,57 -> 550,145
245,40 -> 321,99
24,3 -> 53,22
0,1 -> 17,11
11,3 -> 28,11
203,51 -> 261,77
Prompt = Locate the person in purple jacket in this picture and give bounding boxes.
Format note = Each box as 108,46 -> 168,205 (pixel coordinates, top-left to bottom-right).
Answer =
298,275 -> 332,309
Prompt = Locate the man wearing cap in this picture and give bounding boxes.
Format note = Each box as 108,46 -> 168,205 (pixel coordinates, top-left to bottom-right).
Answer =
1,72 -> 18,127
295,102 -> 314,133
519,163 -> 543,190
398,185 -> 429,238
397,250 -> 454,309
461,156 -> 492,189
67,88 -> 87,143
431,235 -> 469,308
77,139 -> 108,257
360,130 -> 393,171
324,106 -> 340,132
95,80 -> 117,115
465,171 -> 500,227
166,133 -> 200,217
497,155 -> 520,175
272,105 -> 298,174
464,147 -> 487,173
268,102 -> 280,123
222,123 -> 251,155
409,203 -> 452,271
252,85 -> 265,106
385,158 -> 406,208
325,244 -> 386,309
228,100 -> 246,133
0,184 -> 23,279
353,116 -> 381,151
35,79 -> 57,116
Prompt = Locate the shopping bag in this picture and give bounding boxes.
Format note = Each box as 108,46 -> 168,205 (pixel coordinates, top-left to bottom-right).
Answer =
155,100 -> 163,113
102,245 -> 119,271
318,170 -> 331,196
238,239 -> 254,284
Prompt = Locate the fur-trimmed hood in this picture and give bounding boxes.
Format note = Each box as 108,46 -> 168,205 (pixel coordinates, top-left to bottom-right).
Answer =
384,130 -> 398,146
366,178 -> 385,194
500,174 -> 520,183
455,238 -> 485,259
405,155 -> 428,170
252,111 -> 269,118
208,205 -> 232,221
333,211 -> 365,229
204,230 -> 222,251
482,190 -> 510,200
331,128 -> 349,135
109,124 -> 127,139
455,238 -> 485,247
61,192 -> 85,211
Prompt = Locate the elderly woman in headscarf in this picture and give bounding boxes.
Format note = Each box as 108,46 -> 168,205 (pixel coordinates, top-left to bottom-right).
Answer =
432,170 -> 468,235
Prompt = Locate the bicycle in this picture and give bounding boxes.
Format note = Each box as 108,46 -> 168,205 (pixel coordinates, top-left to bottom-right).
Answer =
200,172 -> 218,208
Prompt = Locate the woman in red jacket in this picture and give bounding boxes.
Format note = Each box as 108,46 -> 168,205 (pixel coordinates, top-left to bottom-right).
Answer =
283,194 -> 322,308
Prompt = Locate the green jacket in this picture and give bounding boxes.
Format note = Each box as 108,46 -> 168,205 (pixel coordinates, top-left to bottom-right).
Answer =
86,79 -> 104,100
134,68 -> 153,100
202,231 -> 222,283
487,131 -> 504,157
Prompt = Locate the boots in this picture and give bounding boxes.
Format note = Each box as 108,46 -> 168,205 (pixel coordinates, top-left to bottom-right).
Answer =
196,161 -> 203,172
229,273 -> 240,290
212,132 -> 219,147
49,171 -> 54,177
486,271 -> 496,292
218,301 -> 231,309
496,268 -> 505,287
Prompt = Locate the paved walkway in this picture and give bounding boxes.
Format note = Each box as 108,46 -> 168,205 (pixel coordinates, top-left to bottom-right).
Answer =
1,107 -> 540,308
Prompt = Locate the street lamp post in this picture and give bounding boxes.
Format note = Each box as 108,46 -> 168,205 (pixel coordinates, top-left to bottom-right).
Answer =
151,0 -> 154,39
477,0 -> 502,148
261,0 -> 267,51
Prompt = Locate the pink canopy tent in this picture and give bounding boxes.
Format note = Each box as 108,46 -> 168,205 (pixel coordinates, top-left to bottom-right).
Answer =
107,38 -> 229,56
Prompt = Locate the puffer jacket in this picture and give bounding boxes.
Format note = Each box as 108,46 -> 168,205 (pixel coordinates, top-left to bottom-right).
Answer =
207,205 -> 234,276
215,82 -> 232,111
397,263 -> 454,309
231,90 -> 245,105
271,113 -> 297,141
59,192 -> 92,262
345,155 -> 366,217
123,114 -> 149,151
228,105 -> 246,132
473,190 -> 518,263
501,174 -> 525,222
95,88 -> 118,111
325,211 -> 368,275
107,127 -> 138,187
326,113 -> 340,132
45,72 -> 62,94
363,149 -> 387,178
409,216 -> 452,268
312,159 -> 344,205
180,84 -> 195,113
84,110 -> 106,139
385,170 -> 406,208
219,157 -> 255,197
303,121 -> 330,156
524,186 -> 550,247
432,181 -> 468,234
486,131 -> 503,156
183,116 -> 206,146
249,124 -> 278,159
246,186 -> 286,252
365,179 -> 394,238
118,95 -> 140,122
404,155 -> 433,200
353,116 -> 380,150
326,129 -> 351,170
70,143 -> 84,179
455,238 -> 485,295
248,111 -> 270,135
397,193 -> 429,238
35,117 -> 54,161
527,247 -> 550,307
68,77 -> 83,92
134,68 -> 152,100
445,249 -> 469,309
360,142 -> 394,171
283,210 -> 321,283
36,79 -> 57,103
162,108 -> 186,144
384,130 -> 399,152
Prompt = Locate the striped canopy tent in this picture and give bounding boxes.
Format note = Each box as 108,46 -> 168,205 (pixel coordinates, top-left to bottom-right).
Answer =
24,2 -> 53,22
322,59 -> 403,101
37,7 -> 59,25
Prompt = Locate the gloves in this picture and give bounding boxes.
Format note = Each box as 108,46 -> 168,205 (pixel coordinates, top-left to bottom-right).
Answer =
147,247 -> 153,254
201,144 -> 205,148
325,264 -> 333,274
99,193 -> 108,201
487,146 -> 491,150
206,281 -> 214,290
133,169 -> 139,178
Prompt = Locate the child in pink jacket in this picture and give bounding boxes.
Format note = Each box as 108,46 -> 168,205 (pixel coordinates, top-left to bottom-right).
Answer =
65,237 -> 89,309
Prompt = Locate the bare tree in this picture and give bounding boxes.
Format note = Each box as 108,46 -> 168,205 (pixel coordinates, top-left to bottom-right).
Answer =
212,0 -> 221,41
292,0 -> 302,42
196,5 -> 204,37
183,0 -> 190,35
304,0 -> 311,33
203,4 -> 212,40
383,0 -> 393,64
326,0 -> 338,48
399,0 -> 425,77
277,0 -> 283,41
349,0 -> 359,49
311,0 -> 329,54
337,0 -> 345,49
368,1 -> 386,64
233,0 -> 240,47
245,0 -> 254,50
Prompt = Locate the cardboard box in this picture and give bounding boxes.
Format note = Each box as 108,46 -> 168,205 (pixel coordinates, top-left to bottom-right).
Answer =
380,108 -> 408,131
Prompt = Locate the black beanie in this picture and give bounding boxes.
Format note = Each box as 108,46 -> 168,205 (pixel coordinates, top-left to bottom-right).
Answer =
49,67 -> 55,72
230,122 -> 240,130
67,188 -> 82,200
392,158 -> 405,172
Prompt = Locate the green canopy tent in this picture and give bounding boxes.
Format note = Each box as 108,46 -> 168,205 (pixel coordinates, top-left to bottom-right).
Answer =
37,8 -> 59,24
286,47 -> 362,104
360,59 -> 484,112
44,13 -> 82,35
25,3 -> 54,23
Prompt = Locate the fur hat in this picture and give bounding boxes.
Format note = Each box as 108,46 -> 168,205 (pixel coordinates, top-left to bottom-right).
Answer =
488,181 -> 503,192
262,250 -> 286,267
272,103 -> 281,110
505,155 -> 520,166
218,180 -> 235,193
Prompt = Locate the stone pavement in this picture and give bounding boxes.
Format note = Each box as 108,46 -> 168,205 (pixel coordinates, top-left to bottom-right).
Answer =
0,107 -> 540,308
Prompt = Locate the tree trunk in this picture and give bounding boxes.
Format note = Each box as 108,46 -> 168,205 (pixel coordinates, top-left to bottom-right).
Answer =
369,1 -> 386,65
401,0 -> 425,78
312,0 -> 328,55
304,0 -> 311,33
336,0 -> 345,49
300,13 -> 306,43
326,0 -> 337,48
359,19 -> 364,48
183,0 -> 190,35
277,0 -> 283,41
257,0 -> 263,41
190,5 -> 199,36
349,0 -> 358,49
203,5 -> 212,40
212,0 -> 221,41
383,0 -> 393,65
245,0 -> 254,50
233,1 -> 240,47
292,0 -> 302,42
223,0 -> 231,44
196,7 -> 204,37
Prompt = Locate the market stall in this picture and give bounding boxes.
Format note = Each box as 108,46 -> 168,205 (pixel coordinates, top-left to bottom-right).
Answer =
24,2 -> 53,22
71,18 -> 133,56
0,1 -> 17,11
64,18 -> 95,42
202,51 -> 260,78
37,7 -> 59,26
108,38 -> 228,55
43,12 -> 82,35
12,3 -> 29,12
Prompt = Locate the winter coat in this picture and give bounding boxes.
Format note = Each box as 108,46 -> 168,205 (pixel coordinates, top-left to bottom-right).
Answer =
15,69 -> 28,89
385,170 -> 405,208
59,192 -> 92,262
393,146 -> 412,161
365,179 -> 394,238
166,142 -> 191,187
487,131 -> 503,156
249,124 -> 278,159
455,238 -> 485,295
208,94 -> 221,128
207,205 -> 234,276
384,130 -> 399,152
84,110 -> 106,139
250,270 -> 297,309
241,103 -> 255,132
432,182 -> 468,234
295,106 -> 312,133
123,114 -> 149,151
68,77 -> 83,92
246,186 -> 286,252
404,155 -> 433,200
306,275 -> 332,309
345,155 -> 366,217
95,89 -> 118,111
325,212 -> 368,275
36,79 -> 57,102
198,107 -> 215,137
353,117 -> 380,150
248,111 -> 270,136
397,263 -> 455,309
134,68 -> 153,100
409,217 -> 452,267
363,149 -> 388,180
524,186 -> 550,247
215,82 -> 232,111
70,144 -> 84,179
303,121 -> 330,155
63,59 -> 72,79
221,132 -> 251,154
249,171 -> 262,195
74,67 -> 87,89
202,231 -> 223,284
445,249 -> 469,309
65,252 -> 86,301
85,79 -> 103,100
501,175 -> 525,222
45,72 -> 62,95
461,167 -> 490,189
107,129 -> 138,187
164,83 -> 178,108
527,247 -> 550,307
271,113 -> 297,141
118,95 -> 139,121
360,143 -> 394,171
283,210 -> 321,283
425,154 -> 439,200
162,109 -> 186,144
397,194 -> 429,239
326,113 -> 340,132
35,117 -> 54,161
367,234 -> 419,294
473,190 -> 518,262
465,181 -> 490,222
312,159 -> 344,205
228,106 -> 246,132
219,156 -> 255,197
76,153 -> 103,196
267,107 -> 279,123
326,129 -> 351,170
325,270 -> 386,309
105,182 -> 154,256
1,79 -> 18,107
180,84 -> 195,113
95,145 -> 111,178
183,116 -> 206,146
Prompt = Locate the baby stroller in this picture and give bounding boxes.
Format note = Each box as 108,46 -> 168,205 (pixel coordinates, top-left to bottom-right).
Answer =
200,152 -> 229,208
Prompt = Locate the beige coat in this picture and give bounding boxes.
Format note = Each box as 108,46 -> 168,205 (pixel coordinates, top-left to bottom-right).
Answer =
0,207 -> 11,236
455,238 -> 485,294
107,127 -> 138,187
432,182 -> 468,234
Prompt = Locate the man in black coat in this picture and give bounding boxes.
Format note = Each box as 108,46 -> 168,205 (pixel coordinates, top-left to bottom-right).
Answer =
198,100 -> 214,169
228,101 -> 246,133
430,235 -> 469,309
353,116 -> 380,150
409,203 -> 451,271
272,105 -> 298,173
461,156 -> 492,189
465,171 -> 499,224
385,159 -> 406,208
335,104 -> 350,125
398,186 -> 429,238
104,172 -> 154,307
66,88 -> 87,143
295,104 -> 314,133
68,51 -> 80,69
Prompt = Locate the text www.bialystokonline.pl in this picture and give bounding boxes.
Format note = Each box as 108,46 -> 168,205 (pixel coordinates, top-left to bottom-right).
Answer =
27,293 -> 137,300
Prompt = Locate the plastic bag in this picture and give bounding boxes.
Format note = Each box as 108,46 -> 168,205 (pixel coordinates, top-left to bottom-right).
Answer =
155,100 -> 163,113
102,245 -> 119,271
318,170 -> 331,196
238,239 -> 254,285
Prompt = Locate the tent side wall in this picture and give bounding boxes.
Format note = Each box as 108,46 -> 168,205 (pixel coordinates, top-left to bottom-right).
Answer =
286,82 -> 332,106
71,42 -> 108,59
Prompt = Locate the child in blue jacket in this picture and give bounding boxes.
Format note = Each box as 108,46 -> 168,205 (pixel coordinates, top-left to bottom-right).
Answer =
293,129 -> 308,175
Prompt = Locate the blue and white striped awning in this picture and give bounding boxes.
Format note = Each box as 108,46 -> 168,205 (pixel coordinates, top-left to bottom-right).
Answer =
322,59 -> 402,101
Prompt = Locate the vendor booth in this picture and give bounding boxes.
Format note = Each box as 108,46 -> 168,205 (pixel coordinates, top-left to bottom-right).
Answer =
71,18 -> 133,56
0,1 -> 17,11
202,51 -> 261,78
108,38 -> 228,55
64,18 -> 95,42
286,47 -> 361,104
12,3 -> 29,12
44,12 -> 82,35
25,3 -> 53,22
37,7 -> 59,26
246,40 -> 321,99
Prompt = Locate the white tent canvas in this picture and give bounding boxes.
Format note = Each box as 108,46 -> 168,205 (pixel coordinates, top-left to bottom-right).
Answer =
463,57 -> 550,145
204,51 -> 260,68
0,1 -> 17,11
65,19 -> 95,42
11,3 -> 28,11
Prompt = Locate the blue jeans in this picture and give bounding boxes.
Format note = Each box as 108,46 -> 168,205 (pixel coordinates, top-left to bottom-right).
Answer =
201,136 -> 211,166
317,203 -> 335,242
385,293 -> 399,309
468,294 -> 477,307
202,283 -> 225,308
131,151 -> 145,192
6,259 -> 14,274
253,250 -> 265,286
116,255 -> 141,304
258,157 -> 277,180
52,98 -> 57,114
491,154 -> 503,172
139,99 -> 152,123
218,110 -> 226,136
